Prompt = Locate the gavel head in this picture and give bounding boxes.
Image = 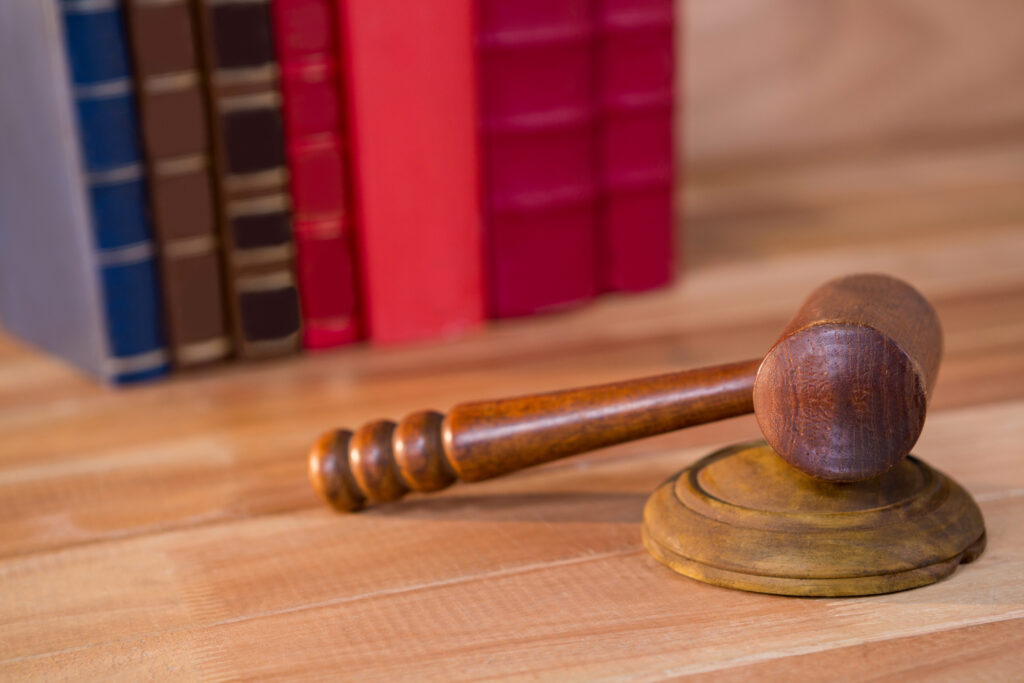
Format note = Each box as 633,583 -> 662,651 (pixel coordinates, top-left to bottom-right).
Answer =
753,274 -> 943,482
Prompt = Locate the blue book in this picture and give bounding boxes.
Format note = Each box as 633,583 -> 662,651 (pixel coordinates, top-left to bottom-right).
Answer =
0,0 -> 168,383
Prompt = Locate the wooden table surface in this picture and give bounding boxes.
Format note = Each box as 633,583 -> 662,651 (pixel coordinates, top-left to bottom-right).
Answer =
3,132 -> 1024,680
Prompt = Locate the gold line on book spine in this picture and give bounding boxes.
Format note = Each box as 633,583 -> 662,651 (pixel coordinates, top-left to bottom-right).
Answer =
236,271 -> 295,292
154,154 -> 208,177
145,70 -> 199,95
217,90 -> 281,113
162,234 -> 218,260
75,78 -> 133,100
233,245 -> 295,268
176,336 -> 232,365
97,241 -> 156,267
213,65 -> 278,90
105,349 -> 169,376
88,163 -> 145,186
246,332 -> 301,355
227,193 -> 290,217
223,168 -> 289,194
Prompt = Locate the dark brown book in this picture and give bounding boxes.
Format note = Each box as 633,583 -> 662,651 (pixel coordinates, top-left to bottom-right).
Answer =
124,0 -> 232,368
191,0 -> 301,358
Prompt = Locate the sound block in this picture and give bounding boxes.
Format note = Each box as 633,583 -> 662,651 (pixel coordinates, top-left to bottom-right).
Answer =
642,440 -> 986,597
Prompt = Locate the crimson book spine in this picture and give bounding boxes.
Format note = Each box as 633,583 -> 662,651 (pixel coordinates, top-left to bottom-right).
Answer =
595,0 -> 675,292
271,0 -> 361,349
476,0 -> 601,318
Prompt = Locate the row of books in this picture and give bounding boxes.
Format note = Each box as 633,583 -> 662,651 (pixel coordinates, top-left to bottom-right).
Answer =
0,0 -> 675,383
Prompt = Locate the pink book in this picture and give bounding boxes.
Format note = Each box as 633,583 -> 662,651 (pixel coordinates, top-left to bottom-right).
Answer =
477,0 -> 601,318
596,0 -> 676,292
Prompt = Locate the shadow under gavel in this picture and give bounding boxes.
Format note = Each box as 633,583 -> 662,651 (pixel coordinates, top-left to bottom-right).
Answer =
309,274 -> 942,512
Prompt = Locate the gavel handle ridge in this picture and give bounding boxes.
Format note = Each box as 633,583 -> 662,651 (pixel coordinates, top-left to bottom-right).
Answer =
309,359 -> 761,511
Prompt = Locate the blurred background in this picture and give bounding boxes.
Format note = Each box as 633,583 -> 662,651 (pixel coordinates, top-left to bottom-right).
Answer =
684,0 -> 1024,269
1,0 -> 1022,385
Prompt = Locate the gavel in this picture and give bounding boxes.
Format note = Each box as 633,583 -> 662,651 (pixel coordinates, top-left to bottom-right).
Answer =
309,273 -> 942,512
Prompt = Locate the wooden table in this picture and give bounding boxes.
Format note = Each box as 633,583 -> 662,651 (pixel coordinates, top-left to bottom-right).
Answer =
3,133 -> 1024,680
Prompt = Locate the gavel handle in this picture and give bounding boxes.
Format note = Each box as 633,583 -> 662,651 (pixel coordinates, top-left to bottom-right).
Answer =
309,358 -> 760,511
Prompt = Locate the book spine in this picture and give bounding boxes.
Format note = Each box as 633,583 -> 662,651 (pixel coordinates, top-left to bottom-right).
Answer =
271,0 -> 361,350
596,0 -> 675,292
339,0 -> 485,343
124,0 -> 232,368
193,0 -> 301,358
476,0 -> 601,318
59,0 -> 169,382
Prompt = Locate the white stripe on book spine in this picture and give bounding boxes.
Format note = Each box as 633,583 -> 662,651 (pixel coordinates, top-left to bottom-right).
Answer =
97,241 -> 155,267
154,154 -> 207,177
217,90 -> 280,112
162,234 -> 217,259
227,193 -> 289,217
223,168 -> 288,194
87,163 -> 144,186
105,349 -> 169,376
232,245 -> 293,268
236,271 -> 294,292
75,78 -> 133,100
176,336 -> 232,365
145,70 -> 199,94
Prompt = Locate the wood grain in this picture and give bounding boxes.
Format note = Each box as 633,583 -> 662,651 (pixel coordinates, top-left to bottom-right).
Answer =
2,1 -> 1024,674
3,217 -> 1023,678
754,274 -> 942,481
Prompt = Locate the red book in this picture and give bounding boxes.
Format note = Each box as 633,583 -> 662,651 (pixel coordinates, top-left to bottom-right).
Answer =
596,0 -> 675,291
272,0 -> 361,349
337,0 -> 485,343
477,0 -> 601,318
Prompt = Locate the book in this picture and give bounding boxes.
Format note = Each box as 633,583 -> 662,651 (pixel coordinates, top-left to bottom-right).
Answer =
595,0 -> 675,292
339,0 -> 485,343
192,0 -> 302,359
0,0 -> 169,384
124,0 -> 232,368
476,0 -> 601,318
271,0 -> 362,350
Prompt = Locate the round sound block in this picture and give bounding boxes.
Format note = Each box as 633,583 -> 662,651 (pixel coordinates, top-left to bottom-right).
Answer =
642,440 -> 986,597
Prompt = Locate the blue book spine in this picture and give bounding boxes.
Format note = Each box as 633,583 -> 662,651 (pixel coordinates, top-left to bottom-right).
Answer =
60,0 -> 169,383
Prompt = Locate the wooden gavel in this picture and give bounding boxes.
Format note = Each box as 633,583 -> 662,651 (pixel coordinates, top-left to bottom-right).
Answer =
309,274 -> 942,511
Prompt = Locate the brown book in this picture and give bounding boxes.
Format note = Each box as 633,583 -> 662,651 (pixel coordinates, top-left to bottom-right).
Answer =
191,0 -> 301,358
124,0 -> 232,368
